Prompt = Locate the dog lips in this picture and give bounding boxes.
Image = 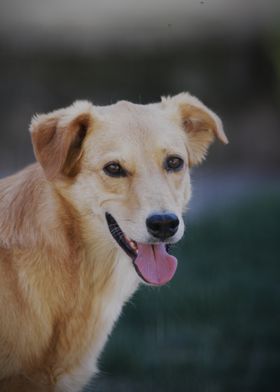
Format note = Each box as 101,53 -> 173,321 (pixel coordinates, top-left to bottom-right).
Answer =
134,243 -> 177,285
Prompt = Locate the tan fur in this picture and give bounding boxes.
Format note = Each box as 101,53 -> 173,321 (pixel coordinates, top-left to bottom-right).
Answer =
0,93 -> 227,391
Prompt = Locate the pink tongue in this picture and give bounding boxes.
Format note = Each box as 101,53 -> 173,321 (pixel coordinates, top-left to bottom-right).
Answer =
134,243 -> 177,286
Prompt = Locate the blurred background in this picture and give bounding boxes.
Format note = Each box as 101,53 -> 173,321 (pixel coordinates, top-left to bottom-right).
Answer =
0,0 -> 280,391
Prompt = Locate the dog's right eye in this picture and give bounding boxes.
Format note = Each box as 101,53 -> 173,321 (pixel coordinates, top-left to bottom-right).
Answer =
103,162 -> 127,177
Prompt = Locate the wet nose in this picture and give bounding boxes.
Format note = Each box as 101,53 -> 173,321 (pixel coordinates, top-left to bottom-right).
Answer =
146,213 -> 179,240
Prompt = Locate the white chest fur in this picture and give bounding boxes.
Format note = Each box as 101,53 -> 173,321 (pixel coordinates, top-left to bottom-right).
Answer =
56,252 -> 140,392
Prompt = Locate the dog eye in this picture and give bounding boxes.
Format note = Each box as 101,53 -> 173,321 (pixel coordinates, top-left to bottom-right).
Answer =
164,156 -> 184,172
103,162 -> 127,177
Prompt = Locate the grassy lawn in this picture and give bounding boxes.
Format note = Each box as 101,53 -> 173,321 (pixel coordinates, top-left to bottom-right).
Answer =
87,194 -> 280,392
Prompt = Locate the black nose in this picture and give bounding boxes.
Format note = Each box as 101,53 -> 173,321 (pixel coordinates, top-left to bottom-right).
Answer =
146,213 -> 179,240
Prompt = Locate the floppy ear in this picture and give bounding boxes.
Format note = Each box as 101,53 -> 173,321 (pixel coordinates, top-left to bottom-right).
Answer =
30,101 -> 93,180
163,93 -> 228,166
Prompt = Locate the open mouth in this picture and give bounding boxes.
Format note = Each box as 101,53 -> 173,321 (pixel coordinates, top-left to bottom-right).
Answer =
105,212 -> 177,286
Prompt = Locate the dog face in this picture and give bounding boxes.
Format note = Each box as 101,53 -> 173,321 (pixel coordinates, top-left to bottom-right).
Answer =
30,93 -> 227,285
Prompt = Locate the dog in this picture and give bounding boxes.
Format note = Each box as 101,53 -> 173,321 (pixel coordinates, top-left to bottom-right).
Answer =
0,93 -> 227,391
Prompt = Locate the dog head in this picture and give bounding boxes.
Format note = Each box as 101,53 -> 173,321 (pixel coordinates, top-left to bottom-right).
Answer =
30,93 -> 228,285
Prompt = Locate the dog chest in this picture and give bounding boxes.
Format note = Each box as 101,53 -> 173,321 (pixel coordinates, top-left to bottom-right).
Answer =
55,252 -> 139,392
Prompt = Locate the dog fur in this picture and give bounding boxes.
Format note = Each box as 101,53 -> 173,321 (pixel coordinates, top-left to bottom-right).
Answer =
0,93 -> 227,391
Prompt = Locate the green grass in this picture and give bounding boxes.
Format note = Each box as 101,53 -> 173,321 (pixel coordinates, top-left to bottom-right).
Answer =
88,194 -> 280,392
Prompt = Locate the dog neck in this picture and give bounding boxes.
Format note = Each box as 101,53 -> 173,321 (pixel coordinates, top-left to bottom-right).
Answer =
0,164 -> 58,249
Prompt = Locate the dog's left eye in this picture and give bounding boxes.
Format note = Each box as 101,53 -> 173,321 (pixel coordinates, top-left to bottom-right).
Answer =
164,156 -> 184,172
103,162 -> 127,177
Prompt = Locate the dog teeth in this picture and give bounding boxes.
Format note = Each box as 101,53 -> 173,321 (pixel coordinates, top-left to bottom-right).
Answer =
129,240 -> 136,250
124,234 -> 138,253
130,241 -> 138,252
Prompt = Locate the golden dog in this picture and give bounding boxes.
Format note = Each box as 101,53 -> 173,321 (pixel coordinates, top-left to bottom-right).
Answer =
0,93 -> 227,391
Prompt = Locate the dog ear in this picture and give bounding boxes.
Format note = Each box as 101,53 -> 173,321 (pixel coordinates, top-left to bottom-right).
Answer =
30,101 -> 93,180
162,93 -> 228,166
